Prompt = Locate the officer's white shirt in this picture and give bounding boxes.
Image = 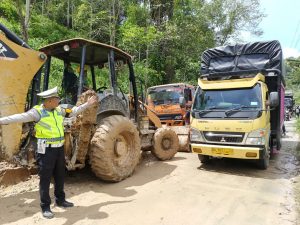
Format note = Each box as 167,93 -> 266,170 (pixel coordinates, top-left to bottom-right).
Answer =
0,102 -> 89,125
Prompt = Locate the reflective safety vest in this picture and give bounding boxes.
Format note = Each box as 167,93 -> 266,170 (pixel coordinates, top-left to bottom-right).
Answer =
33,105 -> 64,144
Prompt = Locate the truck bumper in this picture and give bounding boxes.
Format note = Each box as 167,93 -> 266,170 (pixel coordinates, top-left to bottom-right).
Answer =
191,143 -> 262,159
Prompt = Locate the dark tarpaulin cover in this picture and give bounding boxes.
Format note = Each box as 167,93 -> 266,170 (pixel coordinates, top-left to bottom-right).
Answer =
201,40 -> 284,77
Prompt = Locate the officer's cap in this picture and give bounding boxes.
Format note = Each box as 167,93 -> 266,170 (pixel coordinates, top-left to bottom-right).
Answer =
37,86 -> 59,99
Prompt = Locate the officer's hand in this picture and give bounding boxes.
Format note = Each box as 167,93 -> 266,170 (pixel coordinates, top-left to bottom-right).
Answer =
87,95 -> 98,106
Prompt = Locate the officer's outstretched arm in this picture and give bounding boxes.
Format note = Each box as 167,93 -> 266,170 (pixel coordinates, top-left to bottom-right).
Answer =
0,109 -> 40,125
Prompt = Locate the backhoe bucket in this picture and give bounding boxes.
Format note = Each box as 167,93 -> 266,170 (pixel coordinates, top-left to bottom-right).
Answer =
0,33 -> 46,160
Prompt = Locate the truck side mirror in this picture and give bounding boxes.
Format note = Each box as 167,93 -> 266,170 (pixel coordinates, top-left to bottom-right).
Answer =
184,88 -> 192,101
179,96 -> 186,108
269,92 -> 279,107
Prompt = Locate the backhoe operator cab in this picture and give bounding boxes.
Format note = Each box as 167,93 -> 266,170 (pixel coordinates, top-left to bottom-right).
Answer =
38,39 -> 136,120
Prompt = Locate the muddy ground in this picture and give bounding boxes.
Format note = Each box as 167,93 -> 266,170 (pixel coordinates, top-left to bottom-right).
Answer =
0,119 -> 300,225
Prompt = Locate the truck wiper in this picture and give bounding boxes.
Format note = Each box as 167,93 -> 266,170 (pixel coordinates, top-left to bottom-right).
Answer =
198,106 -> 227,116
225,105 -> 258,117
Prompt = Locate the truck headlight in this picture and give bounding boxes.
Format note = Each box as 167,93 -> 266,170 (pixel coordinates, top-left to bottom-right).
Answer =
190,128 -> 204,142
245,129 -> 266,145
245,137 -> 265,145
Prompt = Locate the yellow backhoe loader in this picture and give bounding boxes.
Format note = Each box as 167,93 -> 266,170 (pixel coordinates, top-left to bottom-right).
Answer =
0,23 -> 180,184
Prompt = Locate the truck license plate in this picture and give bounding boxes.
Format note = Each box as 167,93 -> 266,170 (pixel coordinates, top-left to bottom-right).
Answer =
212,148 -> 233,155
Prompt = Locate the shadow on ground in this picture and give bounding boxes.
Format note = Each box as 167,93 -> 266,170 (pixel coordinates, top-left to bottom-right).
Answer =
0,151 -> 182,224
65,152 -> 181,197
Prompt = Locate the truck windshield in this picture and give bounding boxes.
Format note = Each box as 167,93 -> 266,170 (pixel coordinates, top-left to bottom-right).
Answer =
284,98 -> 292,107
193,84 -> 262,118
147,88 -> 183,105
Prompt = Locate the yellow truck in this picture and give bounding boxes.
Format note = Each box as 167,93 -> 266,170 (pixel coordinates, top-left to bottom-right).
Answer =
190,41 -> 285,169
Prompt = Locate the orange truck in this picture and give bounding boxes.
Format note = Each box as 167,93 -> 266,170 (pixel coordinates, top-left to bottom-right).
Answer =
146,83 -> 195,126
145,83 -> 194,152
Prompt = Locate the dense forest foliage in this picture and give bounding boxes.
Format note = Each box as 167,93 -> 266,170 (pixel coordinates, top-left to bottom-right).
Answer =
0,0 -> 268,89
286,59 -> 300,104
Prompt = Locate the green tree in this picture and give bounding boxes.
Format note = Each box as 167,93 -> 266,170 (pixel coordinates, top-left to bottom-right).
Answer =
148,0 -> 214,84
0,0 -> 20,34
204,0 -> 264,45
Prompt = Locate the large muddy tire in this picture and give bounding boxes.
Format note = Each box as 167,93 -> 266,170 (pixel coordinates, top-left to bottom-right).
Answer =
89,115 -> 141,182
151,127 -> 179,160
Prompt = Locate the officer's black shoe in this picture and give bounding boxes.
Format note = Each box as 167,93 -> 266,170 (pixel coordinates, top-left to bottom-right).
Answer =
56,200 -> 74,208
42,209 -> 54,219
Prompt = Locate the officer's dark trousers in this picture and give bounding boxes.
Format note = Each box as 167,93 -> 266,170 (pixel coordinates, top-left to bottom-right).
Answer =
36,146 -> 65,211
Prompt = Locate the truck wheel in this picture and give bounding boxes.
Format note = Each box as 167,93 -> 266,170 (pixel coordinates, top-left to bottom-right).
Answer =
257,148 -> 269,170
151,127 -> 179,160
198,155 -> 210,164
90,115 -> 141,182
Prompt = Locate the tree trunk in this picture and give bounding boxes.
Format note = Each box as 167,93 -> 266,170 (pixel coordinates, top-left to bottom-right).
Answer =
25,0 -> 30,27
110,0 -> 116,46
42,0 -> 44,16
16,0 -> 29,42
67,0 -> 70,28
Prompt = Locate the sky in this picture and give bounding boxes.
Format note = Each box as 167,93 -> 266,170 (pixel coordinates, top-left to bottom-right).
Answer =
254,0 -> 300,58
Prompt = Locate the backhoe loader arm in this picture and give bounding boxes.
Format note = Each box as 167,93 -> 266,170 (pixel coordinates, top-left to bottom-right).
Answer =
138,100 -> 162,128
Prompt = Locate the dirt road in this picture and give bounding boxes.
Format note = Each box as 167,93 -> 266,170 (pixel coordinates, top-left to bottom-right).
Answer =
1,120 -> 300,225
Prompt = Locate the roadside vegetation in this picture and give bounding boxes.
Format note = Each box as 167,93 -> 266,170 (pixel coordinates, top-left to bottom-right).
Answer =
297,119 -> 300,132
286,58 -> 300,164
286,59 -> 300,105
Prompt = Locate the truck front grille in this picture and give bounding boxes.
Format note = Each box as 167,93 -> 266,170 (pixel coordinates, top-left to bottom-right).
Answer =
203,132 -> 244,143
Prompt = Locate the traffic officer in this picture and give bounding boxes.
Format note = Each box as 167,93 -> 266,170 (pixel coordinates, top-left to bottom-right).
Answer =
0,86 -> 98,219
